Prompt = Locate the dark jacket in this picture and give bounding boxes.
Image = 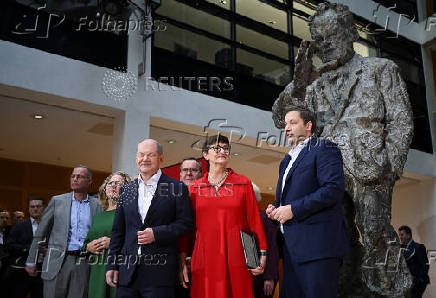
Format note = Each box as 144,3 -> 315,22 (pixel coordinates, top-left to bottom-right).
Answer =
274,138 -> 350,263
6,219 -> 33,267
107,173 -> 193,287
403,240 -> 430,285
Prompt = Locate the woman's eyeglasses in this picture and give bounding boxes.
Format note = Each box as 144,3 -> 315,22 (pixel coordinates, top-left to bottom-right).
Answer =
208,145 -> 231,153
107,181 -> 124,187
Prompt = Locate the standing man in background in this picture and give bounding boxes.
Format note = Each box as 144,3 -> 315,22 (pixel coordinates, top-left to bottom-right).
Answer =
399,226 -> 430,298
0,210 -> 11,291
176,157 -> 202,298
6,197 -> 45,298
11,211 -> 25,225
25,165 -> 102,298
252,183 -> 279,298
179,157 -> 202,185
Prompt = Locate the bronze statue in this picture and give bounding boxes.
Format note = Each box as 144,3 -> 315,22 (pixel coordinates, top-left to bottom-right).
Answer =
272,3 -> 414,297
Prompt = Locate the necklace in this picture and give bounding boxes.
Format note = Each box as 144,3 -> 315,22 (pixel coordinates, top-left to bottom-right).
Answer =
208,169 -> 229,187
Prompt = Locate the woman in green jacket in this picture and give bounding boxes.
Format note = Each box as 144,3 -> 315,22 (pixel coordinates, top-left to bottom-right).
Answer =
83,171 -> 131,298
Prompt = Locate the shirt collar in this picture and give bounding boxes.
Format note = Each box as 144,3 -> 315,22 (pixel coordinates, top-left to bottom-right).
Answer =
138,169 -> 162,186
288,137 -> 311,156
30,217 -> 37,225
72,192 -> 89,202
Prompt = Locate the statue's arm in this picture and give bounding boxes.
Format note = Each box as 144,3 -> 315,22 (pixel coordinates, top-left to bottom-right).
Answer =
380,62 -> 414,180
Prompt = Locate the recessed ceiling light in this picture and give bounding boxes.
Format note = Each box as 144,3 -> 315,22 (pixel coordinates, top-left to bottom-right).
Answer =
33,114 -> 44,119
268,20 -> 277,24
267,186 -> 273,191
168,140 -> 176,144
233,153 -> 239,156
220,0 -> 227,4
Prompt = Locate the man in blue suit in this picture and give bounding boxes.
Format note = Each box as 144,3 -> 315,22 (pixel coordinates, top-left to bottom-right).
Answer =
267,105 -> 350,298
106,139 -> 193,298
399,226 -> 430,298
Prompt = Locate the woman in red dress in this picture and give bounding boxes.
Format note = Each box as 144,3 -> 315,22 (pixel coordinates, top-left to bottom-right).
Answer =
179,135 -> 268,298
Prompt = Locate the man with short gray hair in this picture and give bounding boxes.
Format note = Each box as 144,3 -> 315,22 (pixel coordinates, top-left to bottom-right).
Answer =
106,139 -> 193,298
25,165 -> 102,298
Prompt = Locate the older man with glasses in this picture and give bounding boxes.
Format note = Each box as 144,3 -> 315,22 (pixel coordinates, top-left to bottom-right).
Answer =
179,158 -> 203,186
25,165 -> 102,298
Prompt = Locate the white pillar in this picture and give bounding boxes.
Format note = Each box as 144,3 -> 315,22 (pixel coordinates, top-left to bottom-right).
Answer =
112,108 -> 150,177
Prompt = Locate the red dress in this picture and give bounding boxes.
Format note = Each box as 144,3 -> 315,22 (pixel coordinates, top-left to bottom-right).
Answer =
180,169 -> 267,298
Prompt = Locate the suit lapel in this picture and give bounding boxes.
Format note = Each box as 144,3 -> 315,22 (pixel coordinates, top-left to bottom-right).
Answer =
144,174 -> 168,225
63,193 -> 73,246
282,139 -> 316,195
25,219 -> 33,241
90,197 -> 98,216
131,179 -> 143,226
277,155 -> 291,200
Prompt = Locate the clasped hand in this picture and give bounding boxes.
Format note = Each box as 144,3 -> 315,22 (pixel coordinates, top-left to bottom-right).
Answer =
266,204 -> 293,224
87,236 -> 111,254
137,228 -> 155,245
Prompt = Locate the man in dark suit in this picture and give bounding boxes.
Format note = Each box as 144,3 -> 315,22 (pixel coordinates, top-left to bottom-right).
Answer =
399,226 -> 430,298
252,183 -> 279,298
0,210 -> 11,290
266,105 -> 350,298
106,139 -> 193,298
6,198 -> 45,298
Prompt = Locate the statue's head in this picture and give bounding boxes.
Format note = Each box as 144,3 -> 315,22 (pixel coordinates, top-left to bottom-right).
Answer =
309,3 -> 359,64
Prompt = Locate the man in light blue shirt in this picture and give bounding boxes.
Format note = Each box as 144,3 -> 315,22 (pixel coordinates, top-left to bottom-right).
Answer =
68,193 -> 91,251
26,165 -> 102,298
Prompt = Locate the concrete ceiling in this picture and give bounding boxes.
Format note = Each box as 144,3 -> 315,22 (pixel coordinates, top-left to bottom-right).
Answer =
0,94 -> 284,194
0,95 -> 114,172
0,93 -> 429,196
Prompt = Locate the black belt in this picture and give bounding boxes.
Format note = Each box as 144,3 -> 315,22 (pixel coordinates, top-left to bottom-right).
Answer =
65,250 -> 81,256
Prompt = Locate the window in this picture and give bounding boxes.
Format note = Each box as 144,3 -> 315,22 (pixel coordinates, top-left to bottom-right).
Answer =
236,0 -> 288,32
2,0 -> 127,69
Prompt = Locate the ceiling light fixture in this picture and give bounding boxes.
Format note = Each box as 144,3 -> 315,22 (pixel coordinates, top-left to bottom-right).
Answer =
33,114 -> 44,119
268,20 -> 277,24
168,140 -> 176,144
233,153 -> 239,156
267,186 -> 273,191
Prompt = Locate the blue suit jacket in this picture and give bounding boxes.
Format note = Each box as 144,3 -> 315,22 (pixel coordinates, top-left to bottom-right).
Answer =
107,173 -> 193,287
274,138 -> 350,263
403,240 -> 430,285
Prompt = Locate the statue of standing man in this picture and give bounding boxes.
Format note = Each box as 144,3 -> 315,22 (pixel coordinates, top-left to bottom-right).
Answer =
272,3 -> 414,297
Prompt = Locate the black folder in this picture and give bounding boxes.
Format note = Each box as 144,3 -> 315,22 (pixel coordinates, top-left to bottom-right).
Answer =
240,230 -> 260,269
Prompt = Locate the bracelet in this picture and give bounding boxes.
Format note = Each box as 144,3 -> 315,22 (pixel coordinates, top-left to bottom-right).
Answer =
259,250 -> 267,257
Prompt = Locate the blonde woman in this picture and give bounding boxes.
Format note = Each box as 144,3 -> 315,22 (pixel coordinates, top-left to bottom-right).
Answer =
83,171 -> 131,298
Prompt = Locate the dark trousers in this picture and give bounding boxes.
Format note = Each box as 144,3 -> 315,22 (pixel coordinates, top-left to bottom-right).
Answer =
411,282 -> 427,298
174,284 -> 189,298
279,247 -> 340,298
253,277 -> 277,298
116,265 -> 175,298
5,267 -> 43,298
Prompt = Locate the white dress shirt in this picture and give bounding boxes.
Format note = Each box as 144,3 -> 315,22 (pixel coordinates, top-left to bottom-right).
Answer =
138,169 -> 162,222
31,217 -> 38,236
280,137 -> 310,233
137,169 -> 162,254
